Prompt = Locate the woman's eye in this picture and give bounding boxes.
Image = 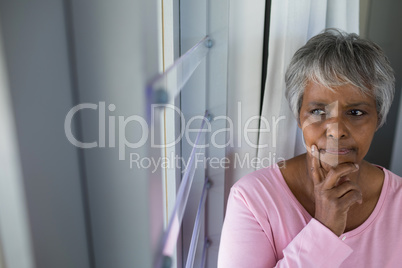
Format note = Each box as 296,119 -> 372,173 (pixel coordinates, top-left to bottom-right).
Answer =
311,109 -> 325,116
349,110 -> 365,116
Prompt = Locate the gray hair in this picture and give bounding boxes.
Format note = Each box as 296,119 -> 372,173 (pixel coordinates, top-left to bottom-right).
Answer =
285,28 -> 395,127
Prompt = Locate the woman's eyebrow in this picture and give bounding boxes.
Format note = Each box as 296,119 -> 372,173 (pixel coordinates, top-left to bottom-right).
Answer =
307,101 -> 373,107
307,101 -> 327,106
344,102 -> 372,108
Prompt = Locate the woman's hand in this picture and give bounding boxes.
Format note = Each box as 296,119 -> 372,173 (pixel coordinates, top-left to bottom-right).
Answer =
310,145 -> 363,236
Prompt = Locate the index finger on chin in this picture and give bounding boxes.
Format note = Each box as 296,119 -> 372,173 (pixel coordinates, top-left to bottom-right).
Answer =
311,145 -> 324,185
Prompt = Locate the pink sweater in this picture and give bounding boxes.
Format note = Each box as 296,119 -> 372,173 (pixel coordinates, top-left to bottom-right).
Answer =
218,164 -> 402,267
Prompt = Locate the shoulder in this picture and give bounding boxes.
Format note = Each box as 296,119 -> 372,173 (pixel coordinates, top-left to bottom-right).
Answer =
382,167 -> 402,192
371,167 -> 402,228
229,164 -> 288,214
232,164 -> 284,194
367,164 -> 402,205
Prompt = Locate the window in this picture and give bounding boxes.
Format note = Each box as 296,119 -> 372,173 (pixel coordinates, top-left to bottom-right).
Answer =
151,0 -> 230,267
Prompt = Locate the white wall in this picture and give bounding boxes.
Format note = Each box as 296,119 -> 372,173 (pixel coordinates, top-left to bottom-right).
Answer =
225,0 -> 266,196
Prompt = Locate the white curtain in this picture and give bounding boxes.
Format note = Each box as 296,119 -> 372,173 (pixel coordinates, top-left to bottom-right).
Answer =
226,0 -> 266,187
257,0 -> 359,163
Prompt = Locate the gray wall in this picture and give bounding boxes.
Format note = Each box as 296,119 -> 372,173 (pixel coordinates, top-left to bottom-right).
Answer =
391,92 -> 402,175
0,17 -> 35,268
0,0 -> 162,267
0,1 -> 91,267
69,1 -> 163,267
361,0 -> 402,174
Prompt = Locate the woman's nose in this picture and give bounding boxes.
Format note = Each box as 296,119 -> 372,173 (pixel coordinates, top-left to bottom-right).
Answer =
326,120 -> 348,139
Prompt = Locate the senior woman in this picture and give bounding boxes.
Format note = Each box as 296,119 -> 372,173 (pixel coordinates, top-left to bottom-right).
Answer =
218,29 -> 401,267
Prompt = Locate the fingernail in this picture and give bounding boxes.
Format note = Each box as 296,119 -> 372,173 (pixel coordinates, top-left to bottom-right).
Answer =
355,164 -> 359,169
311,145 -> 315,153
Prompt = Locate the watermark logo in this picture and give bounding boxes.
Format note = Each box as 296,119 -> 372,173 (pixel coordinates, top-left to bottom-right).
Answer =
64,101 -> 341,171
128,152 -> 284,173
64,102 -> 286,154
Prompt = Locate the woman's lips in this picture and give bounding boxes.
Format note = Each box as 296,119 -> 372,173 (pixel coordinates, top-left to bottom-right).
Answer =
323,148 -> 353,155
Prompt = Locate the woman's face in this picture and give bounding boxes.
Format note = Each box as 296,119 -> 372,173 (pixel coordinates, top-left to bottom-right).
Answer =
299,81 -> 378,171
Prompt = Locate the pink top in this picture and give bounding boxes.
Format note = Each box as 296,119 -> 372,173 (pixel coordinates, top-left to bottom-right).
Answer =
218,164 -> 402,267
